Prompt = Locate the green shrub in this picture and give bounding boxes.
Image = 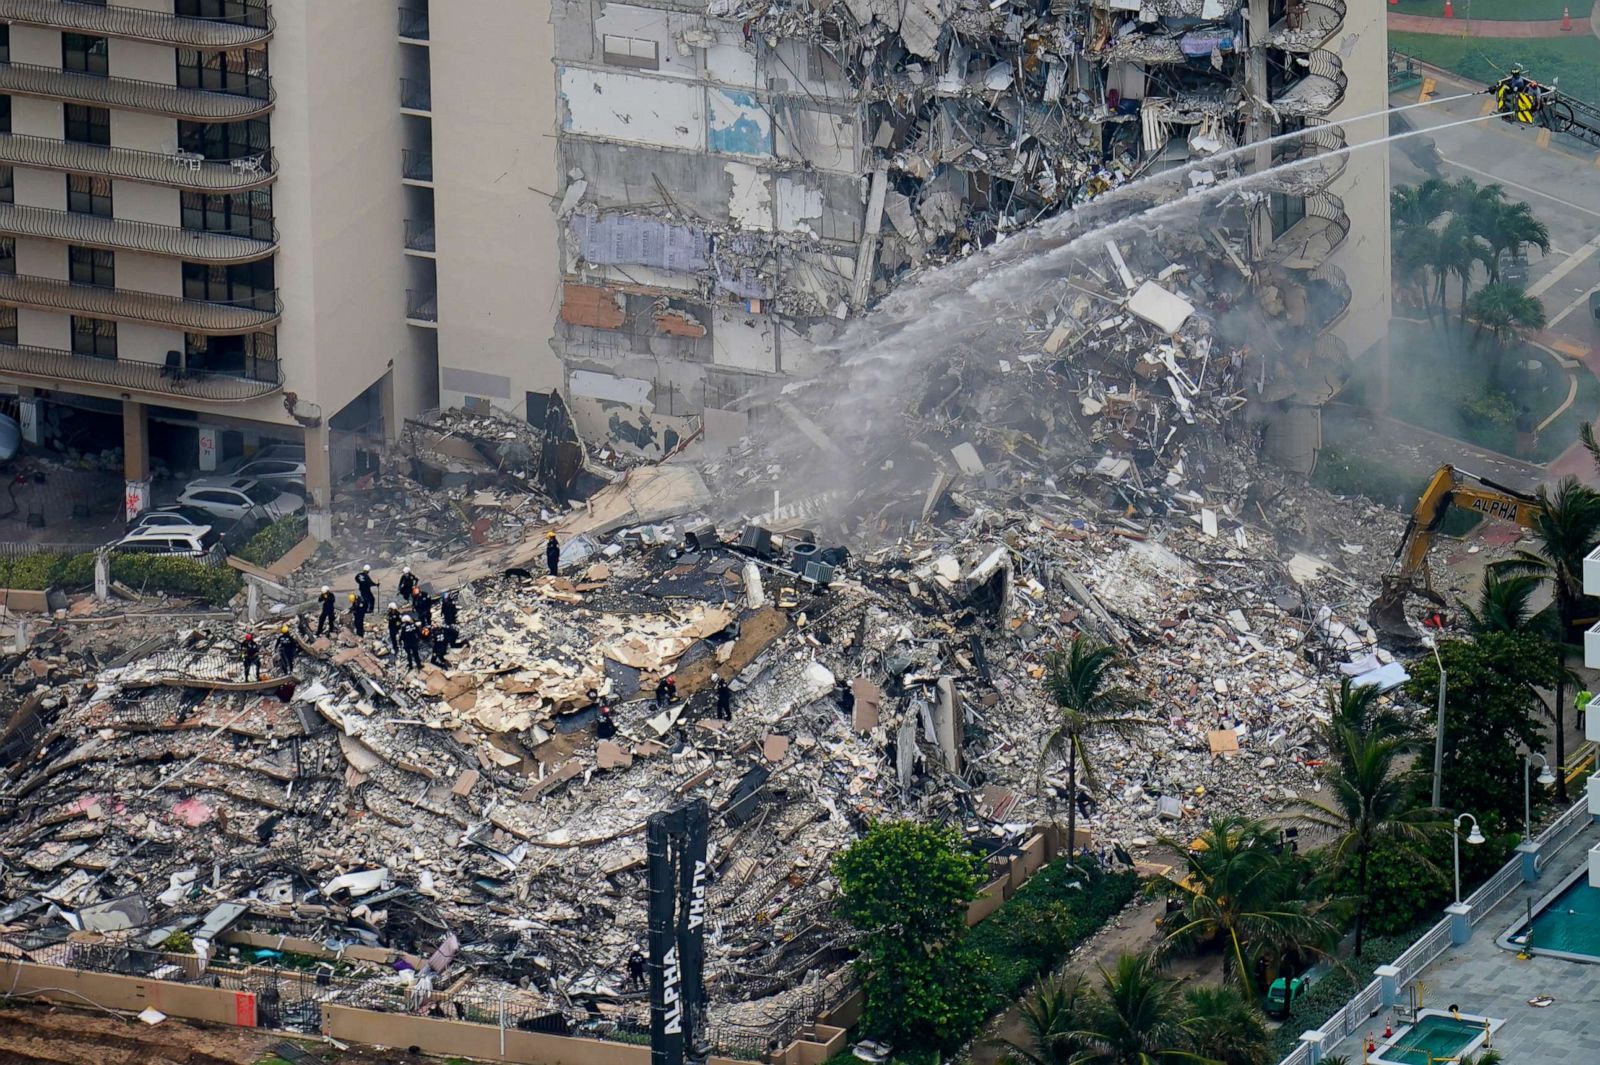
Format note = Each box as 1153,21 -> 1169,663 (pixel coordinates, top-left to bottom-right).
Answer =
967,857 -> 1138,1013
110,555 -> 242,605
1326,828 -> 1516,939
56,553 -> 96,589
0,553 -> 72,590
161,930 -> 194,953
233,513 -> 308,568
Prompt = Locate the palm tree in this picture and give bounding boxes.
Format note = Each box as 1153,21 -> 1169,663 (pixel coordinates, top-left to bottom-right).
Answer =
1042,635 -> 1152,859
1180,986 -> 1271,1065
1390,178 -> 1450,231
1294,727 -> 1440,956
1492,476 -> 1600,803
1151,816 -> 1339,995
1324,676 -> 1410,760
1083,954 -> 1209,1064
1480,199 -> 1550,283
1463,568 -> 1544,635
1004,973 -> 1093,1065
1465,283 -> 1546,381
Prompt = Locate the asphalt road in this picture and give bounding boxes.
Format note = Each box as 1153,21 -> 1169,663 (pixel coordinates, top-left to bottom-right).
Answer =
1388,71 -> 1600,346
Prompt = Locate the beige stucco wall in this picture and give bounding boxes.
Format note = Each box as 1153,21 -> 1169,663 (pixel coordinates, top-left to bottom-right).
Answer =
1325,7 -> 1392,364
430,0 -> 563,415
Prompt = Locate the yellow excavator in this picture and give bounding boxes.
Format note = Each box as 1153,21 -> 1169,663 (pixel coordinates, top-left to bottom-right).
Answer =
1369,464 -> 1542,634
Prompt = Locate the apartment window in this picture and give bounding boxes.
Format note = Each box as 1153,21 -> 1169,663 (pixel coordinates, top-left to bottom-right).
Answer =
176,47 -> 269,99
0,308 -> 15,346
1269,192 -> 1307,239
183,260 -> 274,308
0,24 -> 10,64
177,118 -> 270,162
65,105 -> 110,146
0,238 -> 14,277
67,174 -> 113,217
0,96 -> 10,135
71,316 -> 116,358
175,0 -> 270,30
68,246 -> 114,288
0,167 -> 11,205
181,189 -> 273,241
63,34 -> 110,77
602,34 -> 659,71
185,329 -> 277,379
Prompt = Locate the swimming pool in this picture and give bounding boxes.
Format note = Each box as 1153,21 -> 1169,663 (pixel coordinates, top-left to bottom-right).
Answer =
1369,1009 -> 1503,1065
1499,865 -> 1600,963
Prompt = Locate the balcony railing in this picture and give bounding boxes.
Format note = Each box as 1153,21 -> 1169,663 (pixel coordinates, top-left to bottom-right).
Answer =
1305,262 -> 1352,332
0,0 -> 273,49
401,148 -> 433,182
1264,192 -> 1349,270
0,61 -> 274,122
0,341 -> 283,402
404,219 -> 436,253
406,288 -> 437,322
0,203 -> 276,263
0,133 -> 276,192
398,6 -> 429,40
1272,50 -> 1348,118
400,77 -> 432,112
0,273 -> 281,333
1267,124 -> 1348,195
1267,0 -> 1346,53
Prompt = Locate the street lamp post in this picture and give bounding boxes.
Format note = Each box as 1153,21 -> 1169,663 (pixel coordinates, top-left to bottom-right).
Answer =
1453,812 -> 1485,904
1523,753 -> 1556,841
1424,636 -> 1447,809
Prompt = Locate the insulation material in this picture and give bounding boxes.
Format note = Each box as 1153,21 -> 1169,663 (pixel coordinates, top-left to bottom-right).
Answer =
570,212 -> 710,273
558,67 -> 704,151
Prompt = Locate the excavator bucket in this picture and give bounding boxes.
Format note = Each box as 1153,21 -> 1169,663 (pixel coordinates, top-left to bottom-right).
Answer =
1368,575 -> 1446,638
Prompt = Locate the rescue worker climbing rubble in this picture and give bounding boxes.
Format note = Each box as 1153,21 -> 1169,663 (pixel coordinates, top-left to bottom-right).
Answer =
545,531 -> 561,576
397,565 -> 417,601
241,632 -> 260,681
386,602 -> 403,652
275,626 -> 297,675
349,593 -> 367,637
316,585 -> 337,635
355,564 -> 377,612
400,615 -> 423,670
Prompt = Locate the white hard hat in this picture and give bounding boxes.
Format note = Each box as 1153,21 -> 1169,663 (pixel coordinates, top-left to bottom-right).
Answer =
390,602 -> 399,610
403,565 -> 412,573
322,585 -> 330,593
363,564 -> 371,572
711,673 -> 721,681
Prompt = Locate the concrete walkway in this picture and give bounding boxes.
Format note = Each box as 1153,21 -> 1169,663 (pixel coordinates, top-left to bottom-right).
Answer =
1388,12 -> 1590,36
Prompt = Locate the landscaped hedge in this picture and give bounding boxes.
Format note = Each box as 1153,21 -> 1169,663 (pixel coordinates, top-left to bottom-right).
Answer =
0,550 -> 240,605
968,857 -> 1139,1013
233,513 -> 307,568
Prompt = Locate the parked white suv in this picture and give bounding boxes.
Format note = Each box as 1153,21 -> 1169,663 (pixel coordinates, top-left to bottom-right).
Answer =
113,525 -> 222,558
178,477 -> 303,521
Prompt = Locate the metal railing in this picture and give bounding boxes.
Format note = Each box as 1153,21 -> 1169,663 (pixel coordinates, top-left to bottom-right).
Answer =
1266,191 -> 1349,270
401,148 -> 432,181
0,0 -> 273,48
0,273 -> 281,332
1307,262 -> 1352,331
0,202 -> 277,263
0,342 -> 283,401
398,5 -> 429,40
0,61 -> 275,122
1267,0 -> 1347,52
1534,796 -> 1592,868
406,288 -> 437,322
403,218 -> 436,253
1464,859 -> 1522,926
400,76 -> 432,112
1269,124 -> 1348,194
1273,49 -> 1348,118
0,132 -> 276,191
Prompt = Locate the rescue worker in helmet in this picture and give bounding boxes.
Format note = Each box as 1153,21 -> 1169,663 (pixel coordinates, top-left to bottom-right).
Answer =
1492,64 -> 1542,121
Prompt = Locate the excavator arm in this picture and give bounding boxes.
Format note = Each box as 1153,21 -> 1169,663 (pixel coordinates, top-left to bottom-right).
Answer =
1370,464 -> 1541,633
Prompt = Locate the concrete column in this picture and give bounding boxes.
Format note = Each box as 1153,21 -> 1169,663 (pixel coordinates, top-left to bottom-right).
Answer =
1446,902 -> 1473,945
1297,1030 -> 1325,1065
379,367 -> 399,445
93,552 -> 109,602
1375,964 -> 1401,1009
122,400 -> 150,520
1517,840 -> 1542,883
303,422 -> 332,542
17,395 -> 39,445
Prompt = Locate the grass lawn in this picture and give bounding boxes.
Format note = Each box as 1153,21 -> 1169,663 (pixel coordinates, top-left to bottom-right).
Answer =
1390,29 -> 1600,105
1390,0 -> 1573,19
1341,318 -> 1599,464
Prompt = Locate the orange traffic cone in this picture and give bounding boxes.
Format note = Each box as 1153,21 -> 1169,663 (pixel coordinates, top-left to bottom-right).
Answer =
1562,5 -> 1573,30
1443,0 -> 1453,15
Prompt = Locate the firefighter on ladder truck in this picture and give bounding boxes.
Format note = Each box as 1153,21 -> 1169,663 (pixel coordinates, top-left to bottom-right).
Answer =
1491,64 -> 1543,124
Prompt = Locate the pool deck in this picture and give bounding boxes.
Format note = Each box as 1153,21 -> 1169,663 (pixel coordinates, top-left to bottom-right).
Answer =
1325,819 -> 1600,1063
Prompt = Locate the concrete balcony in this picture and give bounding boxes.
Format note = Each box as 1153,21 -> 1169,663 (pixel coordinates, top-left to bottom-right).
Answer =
1305,262 -> 1352,332
1586,618 -> 1600,673
1263,192 -> 1349,270
406,288 -> 437,326
398,5 -> 429,42
401,149 -> 432,184
0,133 -> 276,192
0,0 -> 273,49
1266,124 -> 1348,195
1272,50 -> 1348,118
400,76 -> 431,114
0,273 -> 281,333
1267,0 -> 1346,53
0,203 -> 276,264
1585,544 -> 1600,599
403,218 -> 436,255
0,61 -> 273,122
0,342 -> 282,402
